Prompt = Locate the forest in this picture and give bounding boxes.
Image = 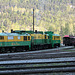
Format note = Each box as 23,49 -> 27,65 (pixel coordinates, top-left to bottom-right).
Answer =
0,0 -> 75,38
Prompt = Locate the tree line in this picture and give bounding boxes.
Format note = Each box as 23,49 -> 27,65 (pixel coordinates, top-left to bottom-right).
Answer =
0,0 -> 75,39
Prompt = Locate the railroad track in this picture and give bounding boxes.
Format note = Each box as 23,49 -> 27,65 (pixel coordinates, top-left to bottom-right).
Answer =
0,57 -> 75,74
0,46 -> 75,61
0,52 -> 75,61
0,46 -> 75,74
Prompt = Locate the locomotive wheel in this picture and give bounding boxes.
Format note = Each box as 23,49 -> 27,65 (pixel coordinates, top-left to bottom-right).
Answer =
39,45 -> 42,50
54,44 -> 56,48
42,45 -> 44,49
16,47 -> 22,52
11,47 -> 15,53
6,48 -> 10,53
1,48 -> 5,53
38,45 -> 41,50
65,44 -> 67,46
58,44 -> 60,47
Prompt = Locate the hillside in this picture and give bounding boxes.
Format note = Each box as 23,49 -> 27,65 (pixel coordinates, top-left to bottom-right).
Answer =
0,0 -> 75,37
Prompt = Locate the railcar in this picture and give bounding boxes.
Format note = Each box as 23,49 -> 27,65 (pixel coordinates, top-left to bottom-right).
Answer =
63,35 -> 75,46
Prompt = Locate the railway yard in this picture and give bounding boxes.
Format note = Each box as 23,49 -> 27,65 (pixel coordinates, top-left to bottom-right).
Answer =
0,46 -> 75,75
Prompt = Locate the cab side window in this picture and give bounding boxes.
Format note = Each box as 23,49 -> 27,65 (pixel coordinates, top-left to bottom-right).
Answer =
54,36 -> 55,40
8,36 -> 14,40
57,36 -> 59,39
48,36 -> 49,39
28,36 -> 30,40
24,36 -> 27,41
0,36 -> 4,40
45,35 -> 46,39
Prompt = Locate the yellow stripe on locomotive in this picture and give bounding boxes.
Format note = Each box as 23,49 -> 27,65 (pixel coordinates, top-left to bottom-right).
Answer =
52,36 -> 60,40
0,35 -> 31,42
31,34 -> 43,39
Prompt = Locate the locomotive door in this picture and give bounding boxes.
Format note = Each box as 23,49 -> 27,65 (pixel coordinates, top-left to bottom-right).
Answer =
31,36 -> 34,50
45,35 -> 47,43
0,36 -> 5,46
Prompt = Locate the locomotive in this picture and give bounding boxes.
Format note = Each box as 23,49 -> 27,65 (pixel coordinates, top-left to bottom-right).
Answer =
63,35 -> 75,46
0,29 -> 61,53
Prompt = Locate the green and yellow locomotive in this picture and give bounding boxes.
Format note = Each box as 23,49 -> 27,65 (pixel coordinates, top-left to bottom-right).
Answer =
0,32 -> 31,53
0,30 -> 61,53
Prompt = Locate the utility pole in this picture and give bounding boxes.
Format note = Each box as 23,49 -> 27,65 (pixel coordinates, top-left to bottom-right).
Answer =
33,8 -> 34,32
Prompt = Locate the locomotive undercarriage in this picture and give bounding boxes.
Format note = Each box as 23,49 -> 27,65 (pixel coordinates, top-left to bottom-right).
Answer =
0,46 -> 29,53
0,43 -> 60,53
31,44 -> 52,50
54,43 -> 60,48
65,43 -> 75,46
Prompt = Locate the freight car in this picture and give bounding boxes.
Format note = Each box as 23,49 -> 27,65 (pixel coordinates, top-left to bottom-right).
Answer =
0,30 -> 61,53
63,35 -> 75,46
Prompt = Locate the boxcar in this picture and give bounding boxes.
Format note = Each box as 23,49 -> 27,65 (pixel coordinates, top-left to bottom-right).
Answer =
63,35 -> 75,46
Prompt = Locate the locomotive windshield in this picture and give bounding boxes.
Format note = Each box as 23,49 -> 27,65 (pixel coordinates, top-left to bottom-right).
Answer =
0,36 -> 4,40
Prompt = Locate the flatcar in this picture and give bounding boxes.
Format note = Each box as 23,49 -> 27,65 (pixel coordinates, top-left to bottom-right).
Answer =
0,29 -> 61,53
63,35 -> 75,46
